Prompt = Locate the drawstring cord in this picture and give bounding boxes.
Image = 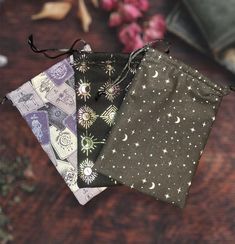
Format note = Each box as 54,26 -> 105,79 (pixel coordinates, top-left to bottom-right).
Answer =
28,34 -> 87,59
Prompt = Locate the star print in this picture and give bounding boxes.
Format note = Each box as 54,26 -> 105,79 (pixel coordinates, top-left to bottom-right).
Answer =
162,67 -> 166,71
165,194 -> 170,199
163,148 -> 168,154
177,188 -> 181,193
167,113 -> 172,118
190,128 -> 195,132
127,118 -> 131,123
187,86 -> 192,90
168,161 -> 172,166
135,142 -> 140,147
131,90 -> 136,95
131,130 -> 135,135
142,85 -> 146,90
168,174 -> 171,178
142,178 -> 147,183
165,79 -> 170,84
130,184 -> 134,189
212,116 -> 215,121
192,97 -> 196,102
188,182 -> 191,186
202,122 -> 206,127
156,117 -> 160,123
112,149 -> 116,154
101,155 -> 105,160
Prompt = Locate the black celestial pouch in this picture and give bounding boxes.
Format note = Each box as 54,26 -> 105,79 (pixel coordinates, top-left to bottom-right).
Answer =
73,51 -> 143,188
94,47 -> 231,208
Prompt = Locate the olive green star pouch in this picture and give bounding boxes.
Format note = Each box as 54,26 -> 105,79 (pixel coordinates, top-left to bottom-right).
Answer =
94,47 -> 231,208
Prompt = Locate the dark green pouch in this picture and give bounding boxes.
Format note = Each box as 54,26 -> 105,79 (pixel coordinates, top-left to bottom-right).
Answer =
94,47 -> 231,208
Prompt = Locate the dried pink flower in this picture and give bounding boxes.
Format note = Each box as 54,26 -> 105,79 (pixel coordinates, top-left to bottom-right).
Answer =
118,23 -> 144,52
124,0 -> 149,12
120,3 -> 142,22
143,14 -> 166,42
109,12 -> 123,27
100,0 -> 118,11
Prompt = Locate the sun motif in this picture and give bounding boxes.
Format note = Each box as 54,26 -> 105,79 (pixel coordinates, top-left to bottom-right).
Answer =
100,105 -> 118,126
73,54 -> 90,73
81,132 -> 105,156
102,58 -> 115,76
76,78 -> 91,101
98,81 -> 121,102
78,159 -> 98,184
78,105 -> 98,129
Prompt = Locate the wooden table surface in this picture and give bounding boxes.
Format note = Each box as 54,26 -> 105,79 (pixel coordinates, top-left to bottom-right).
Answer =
0,0 -> 235,243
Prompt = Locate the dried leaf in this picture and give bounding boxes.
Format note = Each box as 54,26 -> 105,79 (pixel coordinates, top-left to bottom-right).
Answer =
91,0 -> 99,8
31,2 -> 72,21
78,0 -> 92,32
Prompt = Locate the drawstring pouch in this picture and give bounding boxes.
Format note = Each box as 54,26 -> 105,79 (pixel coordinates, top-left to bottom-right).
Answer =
73,51 -> 144,187
4,40 -> 106,205
94,46 -> 232,208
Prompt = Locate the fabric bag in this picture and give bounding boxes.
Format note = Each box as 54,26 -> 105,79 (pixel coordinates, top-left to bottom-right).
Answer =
94,47 -> 231,208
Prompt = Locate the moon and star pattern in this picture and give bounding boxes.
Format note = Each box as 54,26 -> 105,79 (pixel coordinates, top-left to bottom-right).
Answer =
73,51 -> 143,187
95,48 -> 230,208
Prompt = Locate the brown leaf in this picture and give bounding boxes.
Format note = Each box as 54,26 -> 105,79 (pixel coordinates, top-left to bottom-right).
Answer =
31,2 -> 72,21
78,0 -> 92,32
91,0 -> 99,8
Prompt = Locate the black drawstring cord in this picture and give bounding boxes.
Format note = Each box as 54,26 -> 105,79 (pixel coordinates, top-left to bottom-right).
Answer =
230,85 -> 235,91
0,96 -> 8,104
28,34 -> 87,59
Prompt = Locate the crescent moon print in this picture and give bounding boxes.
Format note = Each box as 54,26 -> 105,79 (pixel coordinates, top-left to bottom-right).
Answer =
76,78 -> 91,101
122,134 -> 128,142
149,182 -> 155,190
175,116 -> 181,124
152,71 -> 158,78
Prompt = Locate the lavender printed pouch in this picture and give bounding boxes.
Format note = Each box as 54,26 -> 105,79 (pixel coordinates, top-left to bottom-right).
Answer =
6,56 -> 106,205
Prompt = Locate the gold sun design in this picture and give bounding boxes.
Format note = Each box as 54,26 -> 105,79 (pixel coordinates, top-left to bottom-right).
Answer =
78,105 -> 98,129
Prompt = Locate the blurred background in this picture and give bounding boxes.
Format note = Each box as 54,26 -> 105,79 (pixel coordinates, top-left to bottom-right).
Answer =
0,0 -> 235,243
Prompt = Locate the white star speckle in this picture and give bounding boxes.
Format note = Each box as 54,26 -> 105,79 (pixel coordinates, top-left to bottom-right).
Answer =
165,194 -> 170,199
177,188 -> 181,193
112,149 -> 116,154
166,79 -> 170,84
163,148 -> 168,154
142,85 -> 146,90
187,86 -> 192,90
142,178 -> 147,183
135,142 -> 140,147
190,127 -> 195,132
167,113 -> 172,118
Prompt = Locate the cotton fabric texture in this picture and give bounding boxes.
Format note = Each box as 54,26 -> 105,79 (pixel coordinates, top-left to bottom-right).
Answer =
6,56 -> 106,205
95,48 -> 230,208
73,51 -> 142,188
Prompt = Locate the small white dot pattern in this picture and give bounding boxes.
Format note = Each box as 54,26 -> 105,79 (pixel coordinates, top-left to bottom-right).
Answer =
95,48 -> 229,208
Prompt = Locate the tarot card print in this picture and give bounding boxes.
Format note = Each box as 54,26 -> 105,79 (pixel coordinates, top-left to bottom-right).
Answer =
67,150 -> 77,170
42,144 -> 58,166
66,75 -> 75,88
45,59 -> 74,86
50,125 -> 77,159
7,82 -> 44,115
63,113 -> 77,134
56,160 -> 78,192
31,72 -> 55,102
46,83 -> 76,115
24,111 -> 50,145
74,187 -> 107,205
41,103 -> 68,130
